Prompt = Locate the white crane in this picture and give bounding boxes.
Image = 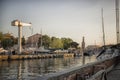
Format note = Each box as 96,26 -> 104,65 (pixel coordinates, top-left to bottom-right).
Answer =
11,20 -> 32,54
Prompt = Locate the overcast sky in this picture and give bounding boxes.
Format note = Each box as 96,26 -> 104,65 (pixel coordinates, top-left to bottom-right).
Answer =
0,0 -> 118,46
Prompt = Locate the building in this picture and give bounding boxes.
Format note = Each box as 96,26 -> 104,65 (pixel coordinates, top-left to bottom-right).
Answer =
86,45 -> 100,51
3,32 -> 14,39
27,33 -> 41,47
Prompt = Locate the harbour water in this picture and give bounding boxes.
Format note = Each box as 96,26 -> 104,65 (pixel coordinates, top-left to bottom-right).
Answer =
0,56 -> 96,80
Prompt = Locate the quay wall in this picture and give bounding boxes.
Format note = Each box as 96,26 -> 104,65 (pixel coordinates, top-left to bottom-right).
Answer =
0,53 -> 74,61
39,55 -> 120,80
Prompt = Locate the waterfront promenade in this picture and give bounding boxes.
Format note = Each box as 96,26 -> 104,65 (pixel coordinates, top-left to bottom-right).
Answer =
37,54 -> 120,80
0,53 -> 74,61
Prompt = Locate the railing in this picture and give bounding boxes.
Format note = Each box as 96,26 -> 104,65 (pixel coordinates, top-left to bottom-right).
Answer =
87,55 -> 120,80
38,55 -> 120,80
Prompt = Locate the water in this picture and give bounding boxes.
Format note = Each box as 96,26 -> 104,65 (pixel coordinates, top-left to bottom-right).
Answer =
0,56 -> 96,80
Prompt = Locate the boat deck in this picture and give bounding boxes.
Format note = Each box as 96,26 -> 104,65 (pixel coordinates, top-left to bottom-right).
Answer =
107,62 -> 120,80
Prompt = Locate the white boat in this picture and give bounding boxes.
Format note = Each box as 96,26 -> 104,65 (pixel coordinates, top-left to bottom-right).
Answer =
34,46 -> 50,53
96,46 -> 120,60
0,48 -> 8,54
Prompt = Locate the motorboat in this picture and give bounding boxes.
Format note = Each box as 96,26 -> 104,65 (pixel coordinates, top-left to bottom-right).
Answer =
34,46 -> 50,53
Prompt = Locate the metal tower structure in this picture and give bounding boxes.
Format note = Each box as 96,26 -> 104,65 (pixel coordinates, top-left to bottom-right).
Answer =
11,20 -> 32,54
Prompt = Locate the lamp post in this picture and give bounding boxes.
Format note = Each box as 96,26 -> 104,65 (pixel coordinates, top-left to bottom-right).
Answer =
11,20 -> 32,54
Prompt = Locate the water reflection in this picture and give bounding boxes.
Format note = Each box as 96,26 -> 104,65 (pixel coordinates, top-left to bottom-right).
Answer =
0,56 -> 96,80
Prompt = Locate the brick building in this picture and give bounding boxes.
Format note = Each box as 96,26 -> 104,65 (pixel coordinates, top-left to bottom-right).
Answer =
27,33 -> 41,47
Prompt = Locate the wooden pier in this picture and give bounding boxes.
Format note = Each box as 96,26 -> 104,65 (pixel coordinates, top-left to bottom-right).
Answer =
0,53 -> 74,61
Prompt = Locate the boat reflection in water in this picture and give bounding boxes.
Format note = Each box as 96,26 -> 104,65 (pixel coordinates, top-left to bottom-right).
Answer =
0,56 -> 96,80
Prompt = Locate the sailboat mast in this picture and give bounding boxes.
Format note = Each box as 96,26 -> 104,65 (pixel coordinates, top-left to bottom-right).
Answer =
40,29 -> 42,47
101,8 -> 105,47
116,0 -> 120,44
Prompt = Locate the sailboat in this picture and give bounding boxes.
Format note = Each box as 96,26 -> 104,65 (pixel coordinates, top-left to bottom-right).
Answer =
97,7 -> 120,60
96,8 -> 113,60
34,29 -> 50,54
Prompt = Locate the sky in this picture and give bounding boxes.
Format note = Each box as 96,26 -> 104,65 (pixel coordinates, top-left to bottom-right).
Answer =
0,0 -> 118,46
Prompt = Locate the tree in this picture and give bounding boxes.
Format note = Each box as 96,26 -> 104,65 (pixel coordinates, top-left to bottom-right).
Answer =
22,36 -> 25,46
61,38 -> 73,49
50,37 -> 63,48
1,38 -> 13,49
38,35 -> 51,48
70,42 -> 79,49
1,32 -> 17,49
14,37 -> 18,44
0,32 -> 3,41
0,32 -> 3,47
43,35 -> 51,48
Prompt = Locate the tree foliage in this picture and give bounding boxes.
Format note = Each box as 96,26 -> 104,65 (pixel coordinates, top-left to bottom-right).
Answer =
38,35 -> 79,49
0,32 -> 21,49
70,42 -> 79,48
0,32 -> 79,49
50,37 -> 63,48
61,38 -> 73,49
22,36 -> 25,46
0,32 -> 3,41
42,35 -> 51,48
38,35 -> 51,48
1,38 -> 14,49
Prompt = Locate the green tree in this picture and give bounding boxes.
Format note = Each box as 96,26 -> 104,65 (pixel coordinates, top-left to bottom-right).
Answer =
0,32 -> 3,41
38,37 -> 41,48
50,37 -> 63,48
61,38 -> 73,49
38,35 -> 51,48
70,42 -> 79,49
43,35 -> 51,48
0,32 -> 3,47
50,37 -> 56,48
14,37 -> 18,44
22,36 -> 25,46
1,38 -> 14,49
1,32 -> 17,49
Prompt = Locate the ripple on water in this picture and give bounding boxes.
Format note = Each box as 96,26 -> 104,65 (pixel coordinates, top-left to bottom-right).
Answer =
0,56 -> 96,80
